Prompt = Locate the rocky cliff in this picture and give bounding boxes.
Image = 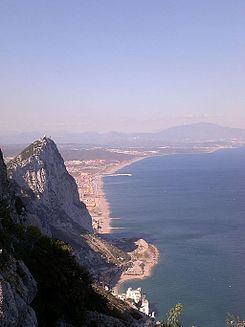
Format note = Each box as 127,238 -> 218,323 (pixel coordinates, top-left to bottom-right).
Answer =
0,258 -> 38,327
0,149 -> 38,327
7,137 -> 93,235
6,138 -> 129,282
0,145 -> 152,326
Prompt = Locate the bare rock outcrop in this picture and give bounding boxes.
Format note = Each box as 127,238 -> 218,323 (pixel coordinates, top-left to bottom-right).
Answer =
0,142 -> 154,326
7,137 -> 93,235
0,150 -> 38,327
6,139 -> 127,283
0,258 -> 37,327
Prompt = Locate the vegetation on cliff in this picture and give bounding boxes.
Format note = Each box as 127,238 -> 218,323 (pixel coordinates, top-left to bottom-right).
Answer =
0,201 -> 144,326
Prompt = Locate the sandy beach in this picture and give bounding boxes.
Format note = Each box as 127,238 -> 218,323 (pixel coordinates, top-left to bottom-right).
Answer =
113,239 -> 160,293
68,155 -> 160,290
93,156 -> 146,234
92,157 -> 160,291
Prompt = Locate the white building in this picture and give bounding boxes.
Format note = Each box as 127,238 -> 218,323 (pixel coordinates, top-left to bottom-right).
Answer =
125,287 -> 142,303
139,296 -> 149,316
117,287 -> 154,318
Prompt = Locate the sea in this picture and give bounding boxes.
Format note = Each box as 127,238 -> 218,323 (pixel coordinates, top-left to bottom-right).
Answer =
103,147 -> 245,327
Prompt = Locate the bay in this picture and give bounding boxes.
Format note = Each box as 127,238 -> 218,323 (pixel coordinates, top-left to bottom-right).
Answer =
104,148 -> 245,327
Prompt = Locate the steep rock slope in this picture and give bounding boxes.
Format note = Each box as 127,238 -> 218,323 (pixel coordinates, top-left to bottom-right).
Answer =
0,147 -> 152,326
7,137 -> 93,235
0,149 -> 38,327
0,258 -> 37,327
6,139 -> 129,282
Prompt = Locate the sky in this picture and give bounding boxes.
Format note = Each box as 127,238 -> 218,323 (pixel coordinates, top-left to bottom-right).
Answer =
0,0 -> 245,133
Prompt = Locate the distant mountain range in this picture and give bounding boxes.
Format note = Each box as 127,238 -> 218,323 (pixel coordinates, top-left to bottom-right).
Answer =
1,123 -> 245,145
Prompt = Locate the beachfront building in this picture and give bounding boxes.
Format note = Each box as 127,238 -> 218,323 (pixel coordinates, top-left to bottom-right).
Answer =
139,296 -> 150,316
117,287 -> 155,318
126,287 -> 142,303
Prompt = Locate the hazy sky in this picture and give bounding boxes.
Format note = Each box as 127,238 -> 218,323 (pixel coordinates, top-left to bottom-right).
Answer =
0,0 -> 245,133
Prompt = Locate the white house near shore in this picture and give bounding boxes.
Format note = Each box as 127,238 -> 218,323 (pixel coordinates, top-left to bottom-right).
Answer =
117,287 -> 154,318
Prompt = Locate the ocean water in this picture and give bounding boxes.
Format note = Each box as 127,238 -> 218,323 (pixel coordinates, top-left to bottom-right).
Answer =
103,148 -> 245,327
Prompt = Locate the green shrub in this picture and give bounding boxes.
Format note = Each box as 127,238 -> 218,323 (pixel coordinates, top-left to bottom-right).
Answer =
163,303 -> 183,327
0,200 -> 138,326
13,228 -> 90,326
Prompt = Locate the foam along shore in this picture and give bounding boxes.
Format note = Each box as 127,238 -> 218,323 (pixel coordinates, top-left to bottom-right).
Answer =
113,239 -> 160,294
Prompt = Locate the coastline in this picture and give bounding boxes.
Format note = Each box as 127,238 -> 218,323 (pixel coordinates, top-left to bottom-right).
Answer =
113,241 -> 160,294
94,156 -> 160,291
67,154 -> 160,290
95,156 -> 146,234
89,146 -> 235,290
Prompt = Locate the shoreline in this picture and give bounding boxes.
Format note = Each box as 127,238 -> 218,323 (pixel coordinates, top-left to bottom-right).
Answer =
76,147 -> 229,235
107,147 -> 234,292
94,156 -> 147,234
93,156 -> 160,291
67,146 -> 240,302
113,241 -> 160,294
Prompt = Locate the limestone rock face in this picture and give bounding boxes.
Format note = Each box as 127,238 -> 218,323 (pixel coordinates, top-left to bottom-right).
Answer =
0,258 -> 38,327
0,151 -> 38,327
0,141 -> 150,326
6,138 -> 126,284
7,137 -> 93,235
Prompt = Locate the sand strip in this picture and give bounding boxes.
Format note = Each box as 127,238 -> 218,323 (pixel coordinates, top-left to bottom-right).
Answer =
94,157 -> 146,234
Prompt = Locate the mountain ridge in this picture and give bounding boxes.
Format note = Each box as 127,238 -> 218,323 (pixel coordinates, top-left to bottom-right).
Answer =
1,122 -> 245,145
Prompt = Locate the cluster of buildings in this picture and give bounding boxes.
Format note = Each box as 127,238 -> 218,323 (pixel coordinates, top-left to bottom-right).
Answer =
66,161 -> 98,208
117,287 -> 155,318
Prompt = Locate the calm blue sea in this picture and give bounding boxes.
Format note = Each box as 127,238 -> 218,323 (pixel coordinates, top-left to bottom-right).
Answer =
103,148 -> 245,327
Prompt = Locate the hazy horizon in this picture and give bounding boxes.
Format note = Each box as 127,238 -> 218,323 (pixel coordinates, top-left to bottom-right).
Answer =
1,1 -> 245,133
1,121 -> 245,137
